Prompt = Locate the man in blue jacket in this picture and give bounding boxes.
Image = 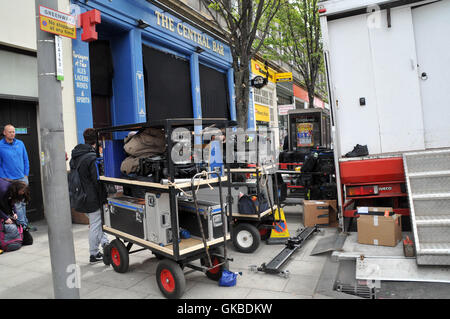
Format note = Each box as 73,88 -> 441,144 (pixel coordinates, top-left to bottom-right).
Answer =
0,124 -> 35,231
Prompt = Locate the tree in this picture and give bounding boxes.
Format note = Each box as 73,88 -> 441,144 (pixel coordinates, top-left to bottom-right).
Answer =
200,0 -> 282,128
262,0 -> 324,108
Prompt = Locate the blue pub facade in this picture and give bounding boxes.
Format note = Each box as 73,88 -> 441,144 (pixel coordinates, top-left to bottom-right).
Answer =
70,0 -> 236,175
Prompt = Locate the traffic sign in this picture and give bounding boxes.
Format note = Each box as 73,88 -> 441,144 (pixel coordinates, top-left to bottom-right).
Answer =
39,5 -> 76,39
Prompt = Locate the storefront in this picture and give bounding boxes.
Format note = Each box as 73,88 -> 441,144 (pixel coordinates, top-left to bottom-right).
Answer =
70,0 -> 235,146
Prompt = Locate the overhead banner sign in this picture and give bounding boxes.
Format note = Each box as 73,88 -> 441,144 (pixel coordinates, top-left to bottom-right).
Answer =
39,5 -> 76,39
275,72 -> 293,83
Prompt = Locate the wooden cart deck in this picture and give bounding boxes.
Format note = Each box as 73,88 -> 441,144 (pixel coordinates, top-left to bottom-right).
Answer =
231,205 -> 278,219
103,225 -> 230,257
100,175 -> 227,189
228,164 -> 276,173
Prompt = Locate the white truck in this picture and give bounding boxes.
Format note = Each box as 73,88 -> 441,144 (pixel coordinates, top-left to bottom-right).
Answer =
319,0 -> 450,267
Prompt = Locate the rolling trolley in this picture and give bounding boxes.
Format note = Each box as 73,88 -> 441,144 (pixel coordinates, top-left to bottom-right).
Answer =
226,163 -> 282,253
95,118 -> 232,299
197,128 -> 283,253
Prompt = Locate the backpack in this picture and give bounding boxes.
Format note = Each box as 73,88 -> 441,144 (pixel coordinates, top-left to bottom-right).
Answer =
0,220 -> 23,252
301,152 -> 318,172
238,193 -> 269,215
238,194 -> 257,214
68,153 -> 92,211
254,193 -> 270,213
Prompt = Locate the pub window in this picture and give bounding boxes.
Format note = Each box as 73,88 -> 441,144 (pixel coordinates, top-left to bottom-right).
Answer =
199,63 -> 230,119
142,45 -> 193,121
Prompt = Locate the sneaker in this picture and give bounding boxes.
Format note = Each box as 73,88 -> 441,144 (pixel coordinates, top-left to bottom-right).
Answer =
344,144 -> 368,157
90,252 -> 103,263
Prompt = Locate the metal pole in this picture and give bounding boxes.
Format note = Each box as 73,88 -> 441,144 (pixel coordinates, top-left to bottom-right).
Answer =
35,0 -> 80,299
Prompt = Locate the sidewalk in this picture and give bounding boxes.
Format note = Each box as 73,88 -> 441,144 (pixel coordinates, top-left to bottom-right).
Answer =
0,206 -> 342,299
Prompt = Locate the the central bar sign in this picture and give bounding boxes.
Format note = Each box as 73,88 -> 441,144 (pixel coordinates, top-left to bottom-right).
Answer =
154,10 -> 224,56
39,5 -> 76,39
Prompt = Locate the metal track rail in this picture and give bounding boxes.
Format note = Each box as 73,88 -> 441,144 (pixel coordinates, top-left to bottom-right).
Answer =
255,226 -> 318,277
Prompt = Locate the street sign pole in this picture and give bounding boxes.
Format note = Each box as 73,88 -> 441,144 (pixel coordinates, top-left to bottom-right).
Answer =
35,0 -> 80,299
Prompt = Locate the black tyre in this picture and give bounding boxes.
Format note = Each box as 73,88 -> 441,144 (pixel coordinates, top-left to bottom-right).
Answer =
156,259 -> 186,299
232,223 -> 261,253
153,253 -> 165,260
102,243 -> 112,266
201,251 -> 225,281
110,239 -> 129,273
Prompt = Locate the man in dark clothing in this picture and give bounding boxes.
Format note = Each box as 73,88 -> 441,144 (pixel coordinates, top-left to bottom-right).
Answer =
70,128 -> 109,263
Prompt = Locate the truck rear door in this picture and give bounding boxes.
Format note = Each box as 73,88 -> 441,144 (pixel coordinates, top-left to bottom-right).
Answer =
412,0 -> 450,149
326,5 -> 425,156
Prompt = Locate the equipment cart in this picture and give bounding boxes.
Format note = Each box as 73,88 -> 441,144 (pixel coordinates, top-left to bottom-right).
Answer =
197,129 -> 282,253
228,164 -> 281,253
95,119 -> 232,299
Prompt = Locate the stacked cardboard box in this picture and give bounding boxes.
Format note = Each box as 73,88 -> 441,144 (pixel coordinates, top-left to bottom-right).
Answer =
303,200 -> 339,227
323,200 -> 338,225
356,207 -> 402,247
303,200 -> 329,227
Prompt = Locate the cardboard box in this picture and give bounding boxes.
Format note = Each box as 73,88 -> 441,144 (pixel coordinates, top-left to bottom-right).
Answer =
303,200 -> 329,227
357,213 -> 402,247
323,200 -> 338,223
71,208 -> 89,225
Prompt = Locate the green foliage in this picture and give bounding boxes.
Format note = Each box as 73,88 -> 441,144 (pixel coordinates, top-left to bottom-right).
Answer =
200,0 -> 282,127
259,0 -> 327,104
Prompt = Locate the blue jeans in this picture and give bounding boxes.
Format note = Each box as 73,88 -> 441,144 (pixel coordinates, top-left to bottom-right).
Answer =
87,209 -> 109,256
14,176 -> 29,227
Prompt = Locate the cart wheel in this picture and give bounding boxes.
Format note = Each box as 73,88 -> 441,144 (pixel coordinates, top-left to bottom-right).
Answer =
102,243 -> 112,266
110,239 -> 129,273
232,223 -> 260,253
201,253 -> 224,281
156,259 -> 186,299
258,224 -> 271,241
